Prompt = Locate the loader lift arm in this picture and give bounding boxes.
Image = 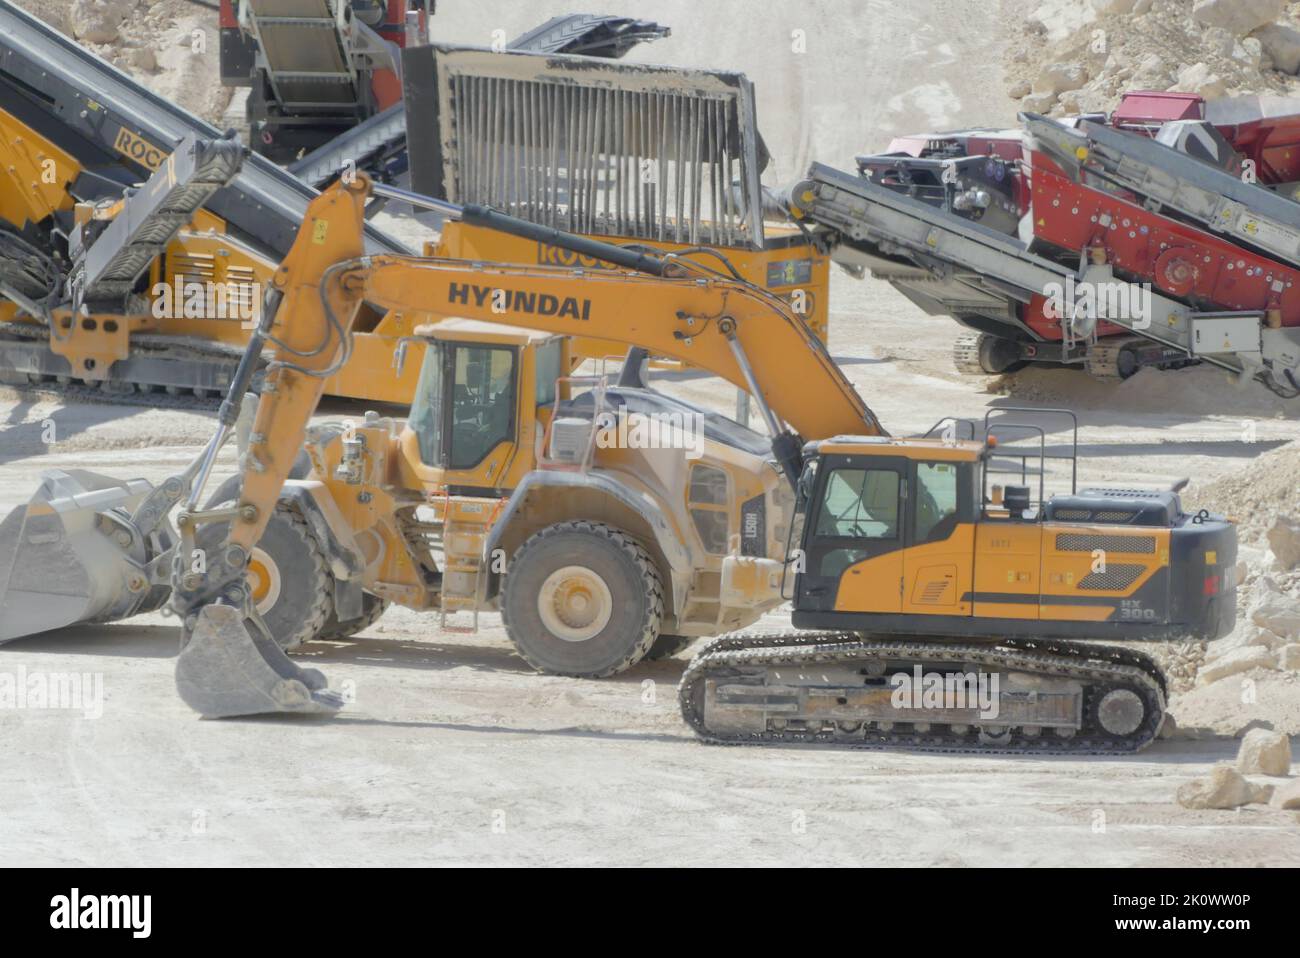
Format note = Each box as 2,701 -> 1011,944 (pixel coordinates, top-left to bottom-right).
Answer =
172,173 -> 882,717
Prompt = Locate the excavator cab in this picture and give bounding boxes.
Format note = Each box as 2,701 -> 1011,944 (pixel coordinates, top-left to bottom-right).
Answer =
792,438 -> 983,619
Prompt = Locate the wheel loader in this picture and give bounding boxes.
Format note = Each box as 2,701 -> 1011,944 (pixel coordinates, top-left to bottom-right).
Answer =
0,175 -> 1237,754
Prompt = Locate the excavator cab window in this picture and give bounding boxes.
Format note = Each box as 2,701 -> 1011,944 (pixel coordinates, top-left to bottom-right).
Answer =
914,462 -> 959,543
795,455 -> 975,611
409,341 -> 518,469
814,467 -> 900,540
803,461 -> 905,587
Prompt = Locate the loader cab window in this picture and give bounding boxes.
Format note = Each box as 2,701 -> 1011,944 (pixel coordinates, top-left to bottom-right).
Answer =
534,338 -> 562,406
410,341 -> 518,468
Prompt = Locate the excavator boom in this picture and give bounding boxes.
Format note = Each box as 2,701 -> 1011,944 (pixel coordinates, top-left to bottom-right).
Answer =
357,254 -> 879,441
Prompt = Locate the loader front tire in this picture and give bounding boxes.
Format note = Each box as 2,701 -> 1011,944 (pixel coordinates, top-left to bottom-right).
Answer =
242,505 -> 332,651
501,521 -> 663,677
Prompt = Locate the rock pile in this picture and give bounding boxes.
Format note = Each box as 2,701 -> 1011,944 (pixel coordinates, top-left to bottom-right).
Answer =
1176,730 -> 1297,810
14,0 -> 232,124
1005,0 -> 1300,116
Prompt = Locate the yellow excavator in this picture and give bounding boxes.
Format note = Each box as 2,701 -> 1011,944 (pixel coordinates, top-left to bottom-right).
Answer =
0,175 -> 1237,753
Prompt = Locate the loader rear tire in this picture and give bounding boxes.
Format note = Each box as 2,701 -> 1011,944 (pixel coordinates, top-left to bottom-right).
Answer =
501,521 -> 663,677
241,505 -> 332,651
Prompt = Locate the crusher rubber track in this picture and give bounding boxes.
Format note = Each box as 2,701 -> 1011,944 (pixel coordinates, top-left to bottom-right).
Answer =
0,322 -> 261,407
679,630 -> 1168,755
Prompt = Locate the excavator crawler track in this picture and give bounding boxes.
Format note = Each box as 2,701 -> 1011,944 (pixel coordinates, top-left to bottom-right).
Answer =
679,630 -> 1167,755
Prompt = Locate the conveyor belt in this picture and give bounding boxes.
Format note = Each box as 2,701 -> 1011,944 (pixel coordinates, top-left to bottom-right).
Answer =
792,162 -> 1300,393
0,0 -> 408,258
290,15 -> 672,190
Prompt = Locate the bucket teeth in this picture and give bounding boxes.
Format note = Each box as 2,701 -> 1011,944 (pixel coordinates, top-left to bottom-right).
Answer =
175,603 -> 344,718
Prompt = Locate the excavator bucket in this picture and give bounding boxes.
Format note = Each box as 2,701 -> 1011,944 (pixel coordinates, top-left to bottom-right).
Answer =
175,605 -> 344,719
0,470 -> 160,643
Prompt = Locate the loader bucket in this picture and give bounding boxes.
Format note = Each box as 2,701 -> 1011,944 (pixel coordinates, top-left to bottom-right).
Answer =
0,470 -> 157,643
175,604 -> 344,718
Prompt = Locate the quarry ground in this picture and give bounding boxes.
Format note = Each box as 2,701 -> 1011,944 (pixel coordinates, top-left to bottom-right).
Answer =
2,265 -> 1299,867
2,0 -> 1299,866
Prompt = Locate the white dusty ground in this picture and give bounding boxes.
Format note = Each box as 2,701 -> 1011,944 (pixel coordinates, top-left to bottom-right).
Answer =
2,0 -> 1300,866
3,266 -> 1299,867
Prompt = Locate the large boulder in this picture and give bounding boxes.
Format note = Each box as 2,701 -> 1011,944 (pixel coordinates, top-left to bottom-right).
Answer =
1196,644 -> 1275,685
1253,23 -> 1300,74
1030,0 -> 1099,43
1171,63 -> 1228,99
1022,92 -> 1059,114
1033,63 -> 1089,96
1237,728 -> 1292,776
1176,764 -> 1255,809
1131,53 -> 1173,88
1274,779 -> 1300,810
1250,583 -> 1300,640
1206,621 -> 1283,659
1192,0 -> 1287,37
68,0 -> 130,44
1278,643 -> 1300,670
1266,515 -> 1300,569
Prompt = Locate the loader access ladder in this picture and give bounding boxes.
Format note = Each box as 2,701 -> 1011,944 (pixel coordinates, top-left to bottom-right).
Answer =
432,493 -> 505,635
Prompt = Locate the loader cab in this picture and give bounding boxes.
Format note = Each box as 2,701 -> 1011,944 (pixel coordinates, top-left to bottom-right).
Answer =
401,319 -> 569,492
